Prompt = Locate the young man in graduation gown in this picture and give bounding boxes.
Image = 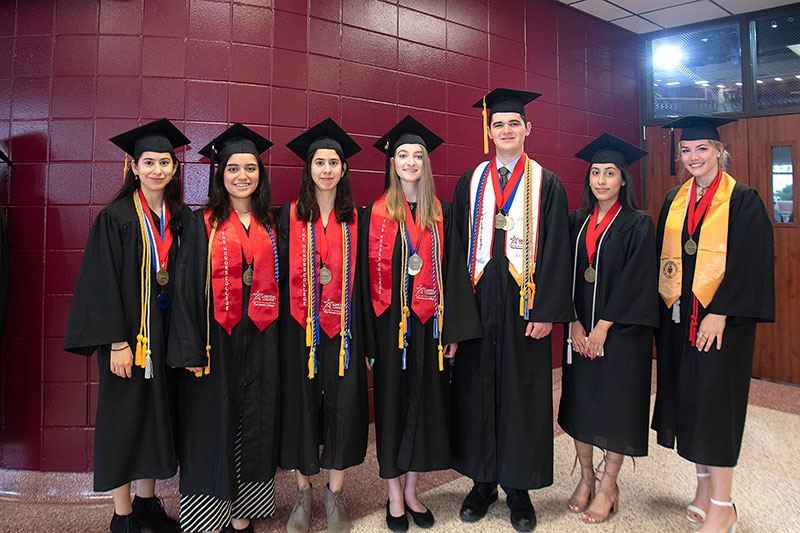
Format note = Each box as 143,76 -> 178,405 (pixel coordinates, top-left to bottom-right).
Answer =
451,88 -> 573,532
0,148 -> 12,350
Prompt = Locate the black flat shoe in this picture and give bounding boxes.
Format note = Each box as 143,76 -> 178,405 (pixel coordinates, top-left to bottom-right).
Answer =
506,489 -> 537,532
405,503 -> 434,528
131,495 -> 180,533
110,512 -> 142,533
459,483 -> 498,523
385,499 -> 409,532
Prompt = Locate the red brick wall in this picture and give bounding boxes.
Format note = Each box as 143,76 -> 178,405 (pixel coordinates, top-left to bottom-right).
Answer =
0,0 -> 640,471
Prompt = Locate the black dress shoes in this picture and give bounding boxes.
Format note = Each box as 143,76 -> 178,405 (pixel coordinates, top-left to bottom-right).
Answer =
506,489 -> 537,532
405,502 -> 434,528
131,495 -> 180,533
459,483 -> 498,523
385,499 -> 409,532
110,512 -> 142,533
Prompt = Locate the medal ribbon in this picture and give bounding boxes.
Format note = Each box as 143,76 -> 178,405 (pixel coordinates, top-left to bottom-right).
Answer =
489,156 -> 526,212
585,201 -> 621,265
403,199 -> 423,252
137,188 -> 172,272
229,207 -> 255,267
686,170 -> 721,236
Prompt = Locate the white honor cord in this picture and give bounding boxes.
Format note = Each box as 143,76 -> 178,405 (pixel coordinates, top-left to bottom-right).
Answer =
567,215 -> 592,365
590,207 -> 621,358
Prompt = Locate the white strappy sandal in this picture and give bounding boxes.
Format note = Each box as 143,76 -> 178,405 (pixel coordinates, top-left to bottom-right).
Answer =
687,472 -> 710,523
694,498 -> 737,533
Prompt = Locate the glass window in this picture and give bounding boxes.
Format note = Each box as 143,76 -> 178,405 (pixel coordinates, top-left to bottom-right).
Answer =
771,145 -> 794,224
753,9 -> 800,110
649,22 -> 743,118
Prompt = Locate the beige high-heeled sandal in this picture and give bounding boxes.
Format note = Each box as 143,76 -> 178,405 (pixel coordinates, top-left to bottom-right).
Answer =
694,498 -> 737,533
581,453 -> 622,524
567,450 -> 595,513
687,471 -> 710,523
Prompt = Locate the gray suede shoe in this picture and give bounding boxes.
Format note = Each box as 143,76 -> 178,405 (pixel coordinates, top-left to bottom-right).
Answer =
325,484 -> 351,533
286,486 -> 313,533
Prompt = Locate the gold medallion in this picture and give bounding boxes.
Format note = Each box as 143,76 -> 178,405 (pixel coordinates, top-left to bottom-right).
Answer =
584,266 -> 596,283
156,268 -> 169,286
319,265 -> 333,285
408,254 -> 423,276
243,266 -> 254,286
684,237 -> 698,256
502,215 -> 515,231
495,212 -> 506,229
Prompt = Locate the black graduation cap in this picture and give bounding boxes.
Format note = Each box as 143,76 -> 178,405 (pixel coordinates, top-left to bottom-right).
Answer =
472,88 -> 541,118
575,133 -> 647,169
0,147 -> 13,169
286,118 -> 361,161
198,123 -> 273,195
373,115 -> 444,190
108,118 -> 190,158
661,116 -> 736,175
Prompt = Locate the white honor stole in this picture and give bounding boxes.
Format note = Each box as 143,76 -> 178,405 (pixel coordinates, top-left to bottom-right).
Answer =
468,156 -> 543,287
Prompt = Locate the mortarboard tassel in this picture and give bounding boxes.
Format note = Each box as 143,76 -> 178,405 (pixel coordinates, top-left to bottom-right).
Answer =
482,97 -> 489,155
669,128 -> 676,176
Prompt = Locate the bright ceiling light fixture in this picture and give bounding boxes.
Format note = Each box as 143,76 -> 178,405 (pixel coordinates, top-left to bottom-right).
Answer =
653,45 -> 683,71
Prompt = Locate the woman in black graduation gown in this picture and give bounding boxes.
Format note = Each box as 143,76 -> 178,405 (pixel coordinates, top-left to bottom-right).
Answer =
167,124 -> 280,533
63,119 -> 188,533
278,118 -> 368,533
651,117 -> 774,533
557,134 -> 657,524
362,116 -> 481,531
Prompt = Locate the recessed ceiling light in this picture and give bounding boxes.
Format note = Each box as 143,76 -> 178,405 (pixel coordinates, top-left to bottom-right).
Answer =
666,81 -> 681,86
717,85 -> 726,88
775,77 -> 784,81
757,79 -> 764,84
694,80 -> 709,84
736,82 -> 743,86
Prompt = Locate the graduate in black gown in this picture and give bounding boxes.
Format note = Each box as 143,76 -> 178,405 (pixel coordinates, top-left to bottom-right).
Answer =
278,119 -> 368,533
651,117 -> 774,533
63,119 -> 188,533
168,124 -> 280,533
0,148 -> 12,350
362,116 -> 481,531
557,134 -> 657,524
450,88 -> 573,532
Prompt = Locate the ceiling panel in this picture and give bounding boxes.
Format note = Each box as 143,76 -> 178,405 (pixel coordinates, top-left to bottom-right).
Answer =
570,0 -> 630,20
612,15 -> 662,34
644,1 -> 729,28
715,0 -> 798,15
612,0 -> 689,12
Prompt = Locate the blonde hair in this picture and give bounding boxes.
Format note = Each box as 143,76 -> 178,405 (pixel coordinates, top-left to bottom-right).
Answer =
385,145 -> 441,229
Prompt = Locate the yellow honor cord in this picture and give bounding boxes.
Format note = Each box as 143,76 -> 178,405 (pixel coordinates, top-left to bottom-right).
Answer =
133,192 -> 151,370
398,229 -> 409,348
433,225 -> 445,372
197,223 -> 217,378
481,96 -> 489,155
306,222 -> 315,379
338,223 -> 348,377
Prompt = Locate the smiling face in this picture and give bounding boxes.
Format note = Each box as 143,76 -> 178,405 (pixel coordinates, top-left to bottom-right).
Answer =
392,143 -> 425,185
488,112 -> 531,158
223,153 -> 259,201
310,148 -> 345,193
131,151 -> 177,195
589,163 -> 624,205
680,139 -> 721,181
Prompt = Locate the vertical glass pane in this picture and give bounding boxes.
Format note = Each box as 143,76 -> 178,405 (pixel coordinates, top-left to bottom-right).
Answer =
772,145 -> 794,223
649,23 -> 743,118
753,9 -> 800,109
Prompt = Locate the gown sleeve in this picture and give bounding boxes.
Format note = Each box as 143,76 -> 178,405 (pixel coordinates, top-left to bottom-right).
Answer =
529,171 -> 573,323
599,213 -> 660,328
63,209 -> 128,356
707,185 -> 775,322
440,201 -> 481,345
166,209 -> 209,368
357,203 -> 378,360
451,170 -> 473,254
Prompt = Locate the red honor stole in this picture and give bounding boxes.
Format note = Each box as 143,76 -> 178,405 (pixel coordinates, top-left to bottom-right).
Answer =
204,208 -> 278,333
368,195 -> 444,323
137,188 -> 173,271
489,156 -> 526,211
585,201 -> 622,264
289,201 -> 358,338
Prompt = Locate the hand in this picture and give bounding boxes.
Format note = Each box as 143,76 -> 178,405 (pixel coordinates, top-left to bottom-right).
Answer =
525,322 -> 552,339
586,320 -> 611,359
696,313 -> 726,352
443,343 -> 458,358
569,320 -> 589,357
186,367 -> 205,374
110,343 -> 133,378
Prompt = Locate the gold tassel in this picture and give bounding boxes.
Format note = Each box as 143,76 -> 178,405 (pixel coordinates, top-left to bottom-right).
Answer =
306,317 -> 313,347
339,348 -> 345,377
308,348 -> 315,379
122,154 -> 128,182
481,96 -> 489,155
438,343 -> 444,371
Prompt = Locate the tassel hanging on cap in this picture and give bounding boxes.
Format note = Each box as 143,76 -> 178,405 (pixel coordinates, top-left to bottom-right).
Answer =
207,143 -> 216,197
481,97 -> 489,155
669,128 -> 676,176
122,154 -> 129,183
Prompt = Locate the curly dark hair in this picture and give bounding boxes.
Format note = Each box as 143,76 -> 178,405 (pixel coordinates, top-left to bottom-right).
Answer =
294,147 -> 355,224
205,153 -> 275,229
113,153 -> 185,235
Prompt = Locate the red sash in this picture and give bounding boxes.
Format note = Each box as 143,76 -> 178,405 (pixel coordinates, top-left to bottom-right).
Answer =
204,208 -> 278,333
137,188 -> 172,271
288,201 -> 358,338
585,201 -> 621,264
368,195 -> 443,323
489,156 -> 526,211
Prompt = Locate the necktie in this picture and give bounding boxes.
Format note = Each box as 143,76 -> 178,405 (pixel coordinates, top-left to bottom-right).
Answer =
499,166 -> 510,188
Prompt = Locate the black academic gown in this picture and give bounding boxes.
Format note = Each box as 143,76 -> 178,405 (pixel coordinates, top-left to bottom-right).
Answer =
0,209 -> 9,350
450,167 -> 573,490
360,199 -> 481,479
558,208 -> 658,457
651,182 -> 774,467
167,209 -> 280,500
277,203 -> 368,475
64,195 -> 184,492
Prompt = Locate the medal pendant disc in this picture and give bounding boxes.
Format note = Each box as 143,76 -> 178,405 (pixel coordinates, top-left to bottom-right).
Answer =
319,266 -> 333,285
408,254 -> 423,276
156,268 -> 169,286
684,237 -> 698,255
243,266 -> 254,286
584,266 -> 596,283
495,212 -> 506,229
503,215 -> 515,231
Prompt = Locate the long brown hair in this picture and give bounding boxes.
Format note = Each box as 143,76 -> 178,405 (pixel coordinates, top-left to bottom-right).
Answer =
112,153 -> 185,235
206,153 -> 275,229
581,163 -> 638,214
385,145 -> 440,228
295,148 -> 355,224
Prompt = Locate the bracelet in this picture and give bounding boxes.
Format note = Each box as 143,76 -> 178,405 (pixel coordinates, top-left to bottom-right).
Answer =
110,345 -> 128,352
